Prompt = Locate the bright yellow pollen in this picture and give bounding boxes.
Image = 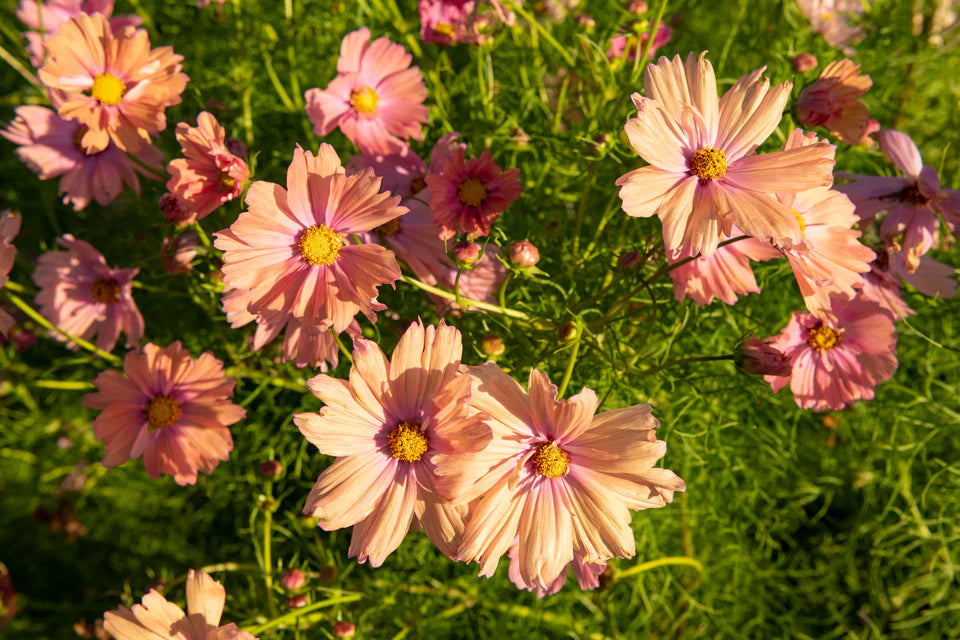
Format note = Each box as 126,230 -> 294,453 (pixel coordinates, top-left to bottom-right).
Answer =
690,147 -> 728,181
90,73 -> 126,106
793,209 -> 806,237
377,218 -> 401,238
457,178 -> 488,207
146,395 -> 181,431
350,85 -> 379,115
217,170 -> 235,191
532,441 -> 569,479
91,278 -> 120,304
433,22 -> 456,38
387,421 -> 429,462
297,225 -> 343,266
808,324 -> 842,351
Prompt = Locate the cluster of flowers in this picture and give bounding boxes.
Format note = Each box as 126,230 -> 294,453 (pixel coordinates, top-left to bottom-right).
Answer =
0,0 -> 957,628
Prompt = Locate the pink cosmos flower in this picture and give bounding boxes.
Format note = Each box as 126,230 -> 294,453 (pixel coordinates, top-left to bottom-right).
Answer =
419,0 -> 479,45
32,235 -> 144,352
214,144 -> 406,333
508,543 -> 606,598
797,0 -> 865,49
836,129 -> 960,272
444,366 -> 684,591
668,227 -> 779,306
738,336 -> 792,377
425,149 -> 522,239
294,320 -> 491,566
305,28 -> 429,156
2,106 -> 164,211
16,0 -> 142,67
764,297 -> 898,411
104,569 -> 257,640
38,13 -> 188,153
797,59 -> 872,145
773,130 -> 875,321
438,244 -> 508,314
83,341 -> 245,485
0,211 -> 22,337
165,112 -> 250,225
606,24 -> 673,61
616,52 -> 835,257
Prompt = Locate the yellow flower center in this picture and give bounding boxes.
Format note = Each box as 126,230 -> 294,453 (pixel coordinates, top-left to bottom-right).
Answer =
808,324 -> 842,351
217,169 -> 235,191
90,73 -> 126,106
377,218 -> 401,238
297,225 -> 343,266
409,176 -> 427,196
793,209 -> 806,237
433,22 -> 456,38
690,147 -> 727,181
532,441 -> 569,478
145,395 -> 181,431
458,177 -> 488,208
350,85 -> 379,115
387,421 -> 429,462
91,278 -> 120,304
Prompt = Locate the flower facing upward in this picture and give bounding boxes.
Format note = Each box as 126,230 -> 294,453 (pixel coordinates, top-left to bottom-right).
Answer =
305,28 -> 429,156
32,235 -> 144,352
104,569 -> 257,640
294,321 -> 491,567
616,52 -> 836,257
797,59 -> 872,145
442,366 -> 684,592
763,297 -> 898,411
0,211 -> 22,336
83,341 -> 246,485
836,129 -> 960,273
165,112 -> 250,224
2,106 -> 164,211
37,13 -> 187,153
214,144 -> 406,334
425,148 -> 522,239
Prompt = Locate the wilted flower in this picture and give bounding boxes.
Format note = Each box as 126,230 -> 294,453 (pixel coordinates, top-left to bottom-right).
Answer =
797,59 -> 872,145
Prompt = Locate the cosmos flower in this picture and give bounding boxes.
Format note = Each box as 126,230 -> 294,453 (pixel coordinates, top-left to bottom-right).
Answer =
294,320 -> 491,566
165,111 -> 250,224
2,105 -> 164,211
836,129 -> 960,272
508,544 -> 606,598
796,0 -> 865,50
37,13 -> 188,153
738,336 -> 792,377
15,0 -> 142,67
214,144 -> 405,333
606,23 -> 673,61
444,366 -> 684,592
0,211 -> 22,337
616,52 -> 835,257
32,235 -> 144,352
83,341 -> 245,485
425,148 -> 522,239
764,296 -> 898,411
419,0 -> 480,45
797,59 -> 872,145
305,28 -> 429,155
103,569 -> 257,640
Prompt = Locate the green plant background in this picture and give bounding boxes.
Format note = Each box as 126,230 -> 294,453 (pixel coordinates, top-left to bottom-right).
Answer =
1,0 -> 959,638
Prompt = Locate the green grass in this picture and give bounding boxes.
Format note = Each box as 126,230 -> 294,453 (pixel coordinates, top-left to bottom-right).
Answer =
2,0 -> 960,638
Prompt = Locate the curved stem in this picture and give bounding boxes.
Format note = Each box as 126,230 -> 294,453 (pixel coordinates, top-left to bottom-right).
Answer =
644,354 -> 735,376
615,555 -> 702,580
557,339 -> 582,398
331,328 -> 354,364
243,594 -> 364,636
401,275 -> 533,322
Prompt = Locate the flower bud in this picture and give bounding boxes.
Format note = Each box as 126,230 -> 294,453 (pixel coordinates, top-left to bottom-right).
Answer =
627,1 -> 648,14
557,321 -> 579,343
333,621 -> 356,638
286,594 -> 308,609
258,460 -> 283,478
159,193 -> 187,225
481,334 -> 506,357
792,53 -> 818,73
509,241 -> 540,268
160,231 -> 201,275
452,241 -> 480,265
577,14 -> 596,30
617,251 -> 643,272
280,568 -> 306,591
592,132 -> 610,152
737,336 -> 792,377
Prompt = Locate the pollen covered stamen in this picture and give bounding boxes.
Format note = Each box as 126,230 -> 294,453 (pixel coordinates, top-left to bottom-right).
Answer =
217,169 -> 236,191
377,218 -> 401,238
808,324 -> 842,351
388,421 -> 429,462
793,209 -> 807,237
350,85 -> 379,115
91,278 -> 120,304
532,441 -> 569,478
90,72 -> 126,106
433,22 -> 456,39
145,394 -> 181,431
458,177 -> 488,207
298,225 -> 343,266
690,147 -> 728,181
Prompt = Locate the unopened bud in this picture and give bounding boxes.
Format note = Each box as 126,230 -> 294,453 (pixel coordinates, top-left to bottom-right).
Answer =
333,621 -> 356,638
509,241 -> 540,268
737,336 -> 792,377
592,133 -> 610,151
618,251 -> 643,272
627,1 -> 648,14
452,241 -> 480,265
557,321 -> 579,343
792,53 -> 818,73
577,13 -> 596,30
258,460 -> 283,478
286,594 -> 308,609
280,568 -> 306,591
481,334 -> 506,357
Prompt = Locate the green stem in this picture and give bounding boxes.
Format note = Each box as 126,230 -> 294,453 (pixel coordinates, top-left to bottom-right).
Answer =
557,338 -> 581,398
3,291 -> 122,365
645,354 -> 735,376
31,380 -> 96,390
615,556 -> 702,580
505,1 -> 576,67
331,328 -> 354,364
0,43 -> 43,90
632,0 -> 669,80
569,162 -> 598,274
262,500 -> 278,620
498,273 -> 513,309
401,275 -> 533,322
244,594 -> 364,636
